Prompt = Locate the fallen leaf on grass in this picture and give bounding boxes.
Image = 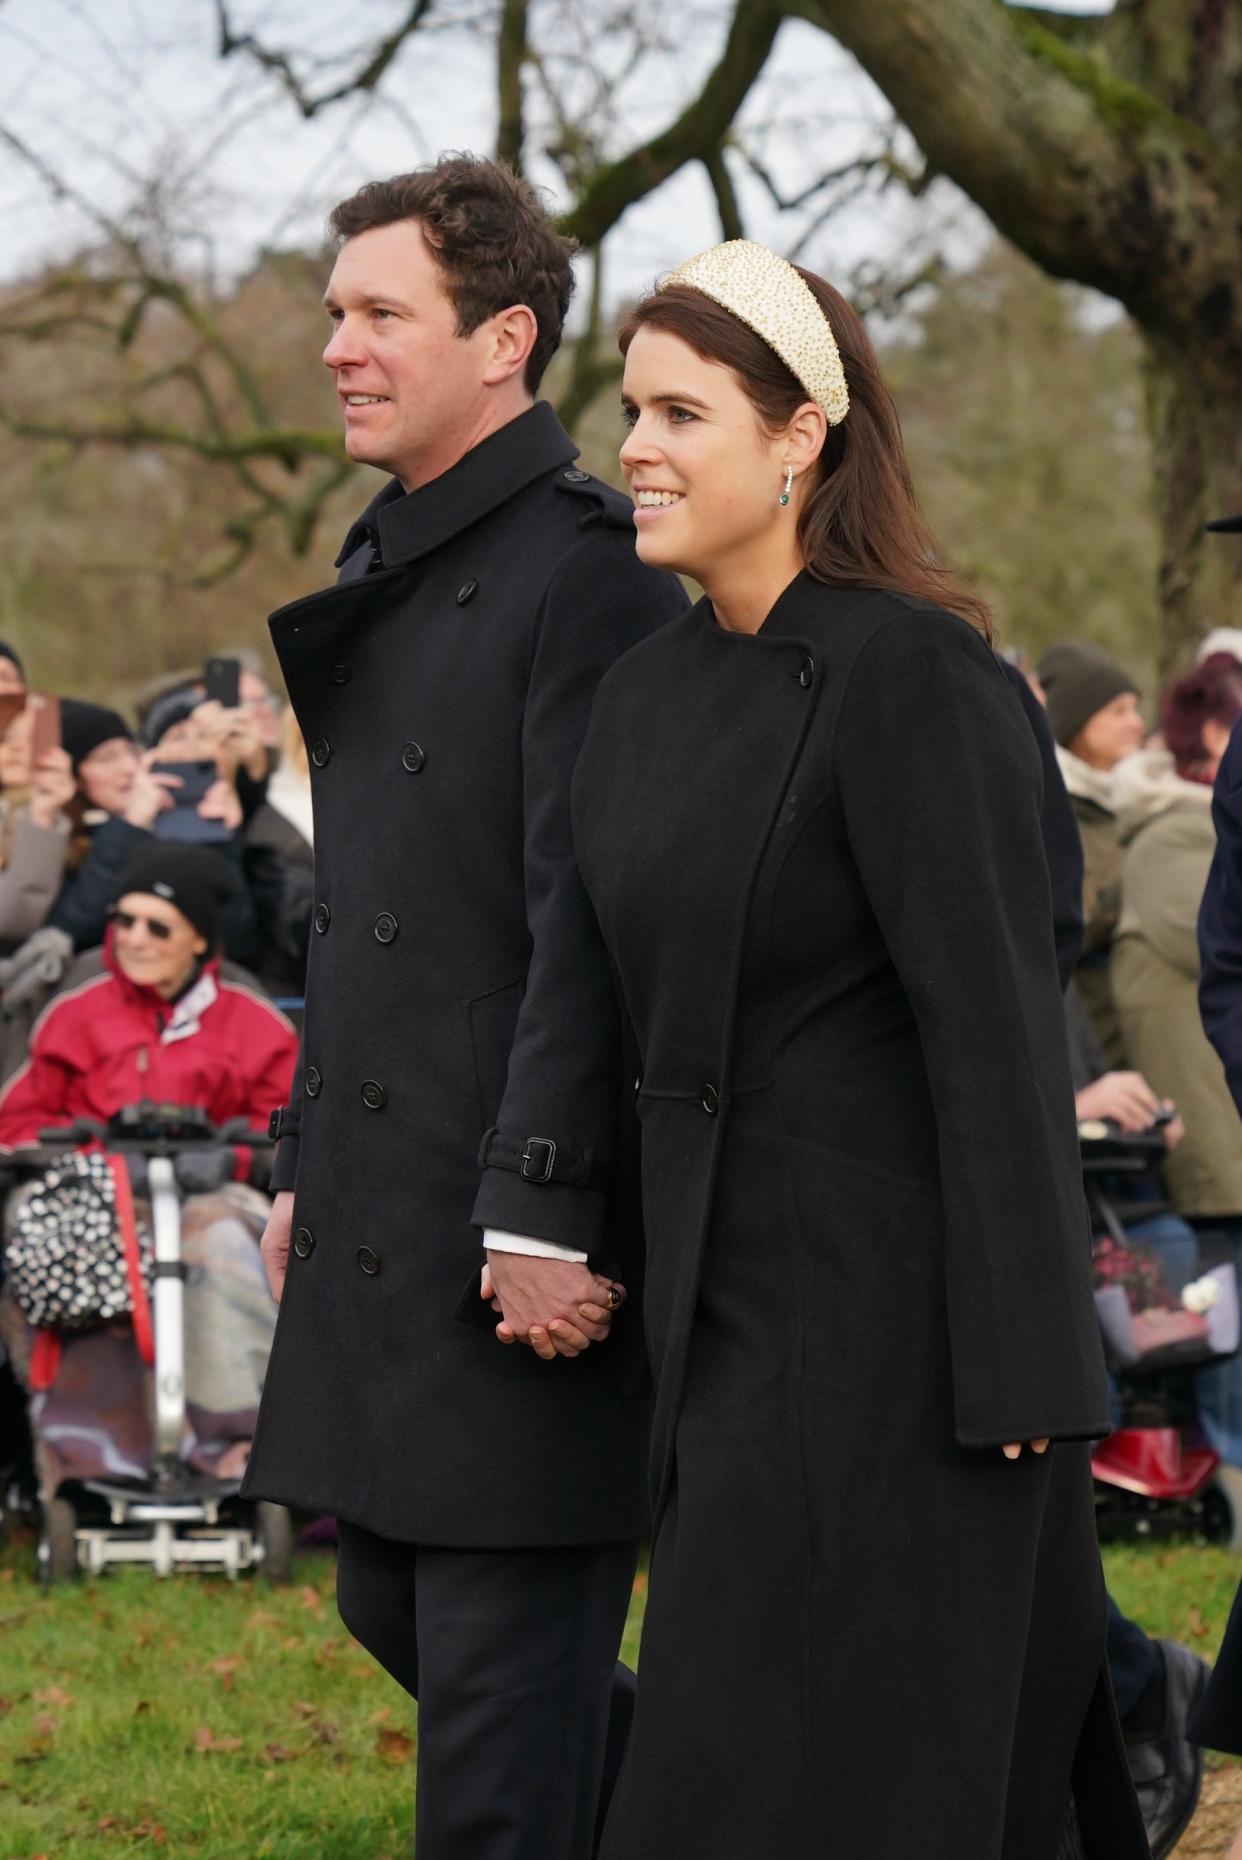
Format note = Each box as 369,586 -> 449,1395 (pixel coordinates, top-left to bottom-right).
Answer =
1186,1606 -> 1211,1642
248,1607 -> 281,1630
133,1700 -> 150,1715
35,1685 -> 74,1709
263,1742 -> 297,1762
376,1728 -> 415,1764
33,1715 -> 58,1736
290,1700 -> 318,1719
208,1656 -> 241,1691
298,1584 -> 323,1612
131,1821 -> 168,1845
194,1725 -> 244,1754
369,1706 -> 391,1725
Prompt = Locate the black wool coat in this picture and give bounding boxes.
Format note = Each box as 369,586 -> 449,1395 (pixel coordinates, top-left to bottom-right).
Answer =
241,403 -> 687,1545
571,576 -> 1147,1859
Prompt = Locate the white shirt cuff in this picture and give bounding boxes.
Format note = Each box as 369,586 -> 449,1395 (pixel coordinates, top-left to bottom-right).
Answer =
483,1228 -> 589,1264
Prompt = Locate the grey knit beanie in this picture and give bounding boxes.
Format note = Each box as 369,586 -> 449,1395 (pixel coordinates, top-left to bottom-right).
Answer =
1037,642 -> 1139,749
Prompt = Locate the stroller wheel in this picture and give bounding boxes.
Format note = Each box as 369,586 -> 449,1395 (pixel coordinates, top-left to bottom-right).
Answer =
37,1495 -> 79,1585
255,1502 -> 294,1585
1208,1463 -> 1242,1553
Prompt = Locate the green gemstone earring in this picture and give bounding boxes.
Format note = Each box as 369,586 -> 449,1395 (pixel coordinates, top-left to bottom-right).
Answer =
779,466 -> 793,507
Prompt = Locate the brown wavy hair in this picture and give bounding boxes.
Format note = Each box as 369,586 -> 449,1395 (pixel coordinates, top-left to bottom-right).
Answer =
330,156 -> 577,393
618,272 -> 992,640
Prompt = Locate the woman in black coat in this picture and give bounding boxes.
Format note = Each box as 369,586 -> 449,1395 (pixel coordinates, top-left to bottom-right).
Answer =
569,244 -> 1148,1859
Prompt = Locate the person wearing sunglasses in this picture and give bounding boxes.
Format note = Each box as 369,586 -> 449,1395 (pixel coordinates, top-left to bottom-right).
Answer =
0,842 -> 298,1484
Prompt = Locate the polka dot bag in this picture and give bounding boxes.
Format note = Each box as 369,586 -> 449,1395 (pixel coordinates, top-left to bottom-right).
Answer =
6,1149 -> 153,1331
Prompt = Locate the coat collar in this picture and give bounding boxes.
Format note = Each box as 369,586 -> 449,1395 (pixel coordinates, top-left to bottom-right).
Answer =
334,401 -> 580,570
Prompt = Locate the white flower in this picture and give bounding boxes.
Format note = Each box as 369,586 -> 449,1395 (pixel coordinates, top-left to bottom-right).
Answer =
1183,1276 -> 1222,1314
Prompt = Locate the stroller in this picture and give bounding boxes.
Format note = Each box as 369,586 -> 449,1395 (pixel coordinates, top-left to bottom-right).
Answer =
0,1101 -> 293,1583
1083,1118 -> 1242,1545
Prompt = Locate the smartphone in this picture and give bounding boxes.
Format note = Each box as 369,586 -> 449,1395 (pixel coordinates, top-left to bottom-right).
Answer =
151,758 -> 232,844
1151,1104 -> 1177,1129
203,655 -> 241,709
27,692 -> 61,763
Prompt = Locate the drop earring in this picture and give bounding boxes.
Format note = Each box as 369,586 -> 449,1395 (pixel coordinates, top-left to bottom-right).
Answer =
779,466 -> 793,507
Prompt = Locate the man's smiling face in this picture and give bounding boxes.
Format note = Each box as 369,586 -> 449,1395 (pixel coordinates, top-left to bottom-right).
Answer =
322,220 -> 500,492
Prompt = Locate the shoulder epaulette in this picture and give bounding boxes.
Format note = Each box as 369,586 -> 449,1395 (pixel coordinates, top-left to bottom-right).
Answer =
553,467 -> 636,534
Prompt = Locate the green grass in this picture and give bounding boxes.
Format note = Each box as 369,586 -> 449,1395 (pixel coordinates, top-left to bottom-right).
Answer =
0,1526 -> 1231,1859
0,1524 -> 647,1860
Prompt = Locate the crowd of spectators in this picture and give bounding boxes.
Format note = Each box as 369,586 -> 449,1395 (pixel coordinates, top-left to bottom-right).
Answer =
0,641 -> 313,1034
1030,630 -> 1242,1469
0,643 -> 308,1489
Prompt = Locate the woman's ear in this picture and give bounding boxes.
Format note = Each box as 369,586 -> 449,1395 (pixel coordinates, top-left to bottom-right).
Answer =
192,935 -> 209,959
784,401 -> 828,482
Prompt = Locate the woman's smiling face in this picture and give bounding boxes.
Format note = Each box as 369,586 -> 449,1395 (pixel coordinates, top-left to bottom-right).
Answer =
619,326 -> 792,585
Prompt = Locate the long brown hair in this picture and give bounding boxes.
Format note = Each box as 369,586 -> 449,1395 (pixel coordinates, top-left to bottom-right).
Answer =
618,273 -> 992,640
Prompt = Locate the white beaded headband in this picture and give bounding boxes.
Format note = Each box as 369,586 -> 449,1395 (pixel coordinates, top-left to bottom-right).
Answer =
659,239 -> 850,426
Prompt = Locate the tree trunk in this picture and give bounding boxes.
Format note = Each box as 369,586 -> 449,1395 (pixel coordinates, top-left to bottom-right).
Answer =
1142,334 -> 1242,674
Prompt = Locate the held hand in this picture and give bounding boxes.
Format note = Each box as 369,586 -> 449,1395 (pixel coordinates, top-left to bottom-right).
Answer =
484,1250 -> 624,1361
29,747 -> 75,828
1001,1439 -> 1050,1461
260,1190 -> 295,1303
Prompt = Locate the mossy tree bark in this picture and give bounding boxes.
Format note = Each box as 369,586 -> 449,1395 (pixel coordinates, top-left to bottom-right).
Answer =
794,0 -> 1242,669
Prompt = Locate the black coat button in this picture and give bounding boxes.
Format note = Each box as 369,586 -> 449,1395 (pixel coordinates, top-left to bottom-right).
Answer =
701,1083 -> 719,1116
311,738 -> 331,767
293,1227 -> 315,1259
357,1246 -> 381,1276
313,903 -> 331,934
374,912 -> 398,944
401,743 -> 426,773
456,580 -> 478,606
329,664 -> 351,686
563,468 -> 590,483
305,1066 -> 322,1098
361,1079 -> 387,1111
798,657 -> 814,688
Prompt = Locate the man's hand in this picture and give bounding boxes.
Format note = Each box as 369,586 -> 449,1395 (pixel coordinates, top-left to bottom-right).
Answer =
260,1189 -> 295,1303
483,1251 -> 625,1361
1076,1072 -> 1164,1133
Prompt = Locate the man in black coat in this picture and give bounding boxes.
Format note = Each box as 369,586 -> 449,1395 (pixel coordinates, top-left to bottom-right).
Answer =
241,157 -> 686,1859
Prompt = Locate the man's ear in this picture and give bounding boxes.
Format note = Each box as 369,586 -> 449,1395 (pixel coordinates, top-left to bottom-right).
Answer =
481,305 -> 538,388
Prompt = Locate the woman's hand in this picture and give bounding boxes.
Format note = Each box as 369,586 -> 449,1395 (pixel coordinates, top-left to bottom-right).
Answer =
28,747 -> 75,829
1001,1439 -> 1050,1460
193,700 -> 266,782
123,751 -> 180,828
198,777 -> 242,832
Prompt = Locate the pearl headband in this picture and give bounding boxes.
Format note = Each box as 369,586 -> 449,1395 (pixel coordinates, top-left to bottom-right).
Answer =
659,239 -> 850,426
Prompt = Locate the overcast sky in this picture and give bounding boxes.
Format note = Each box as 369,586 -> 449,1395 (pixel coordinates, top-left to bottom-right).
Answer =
0,0 -> 1111,309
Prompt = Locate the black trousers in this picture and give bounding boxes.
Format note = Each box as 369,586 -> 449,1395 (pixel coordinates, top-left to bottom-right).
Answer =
336,1522 -> 638,1860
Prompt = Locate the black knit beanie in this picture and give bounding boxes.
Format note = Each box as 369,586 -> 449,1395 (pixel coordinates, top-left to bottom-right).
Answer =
113,843 -> 237,949
61,699 -> 133,771
0,641 -> 25,680
1037,642 -> 1140,749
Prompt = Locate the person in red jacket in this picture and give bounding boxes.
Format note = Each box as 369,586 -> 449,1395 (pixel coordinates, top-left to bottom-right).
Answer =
0,842 -> 298,1485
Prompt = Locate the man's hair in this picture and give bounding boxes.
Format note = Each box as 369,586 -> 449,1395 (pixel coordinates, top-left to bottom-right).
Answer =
329,155 -> 577,392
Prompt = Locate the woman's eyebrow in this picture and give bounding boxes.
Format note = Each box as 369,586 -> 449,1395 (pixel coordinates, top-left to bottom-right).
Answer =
623,390 -> 712,410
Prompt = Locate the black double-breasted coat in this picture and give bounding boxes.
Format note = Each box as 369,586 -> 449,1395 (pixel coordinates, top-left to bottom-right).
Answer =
570,576 -> 1148,1858
241,403 -> 687,1546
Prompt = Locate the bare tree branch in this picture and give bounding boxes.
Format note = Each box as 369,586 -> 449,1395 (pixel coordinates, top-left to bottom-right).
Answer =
212,0 -> 436,119
560,0 -> 781,247
703,145 -> 744,241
